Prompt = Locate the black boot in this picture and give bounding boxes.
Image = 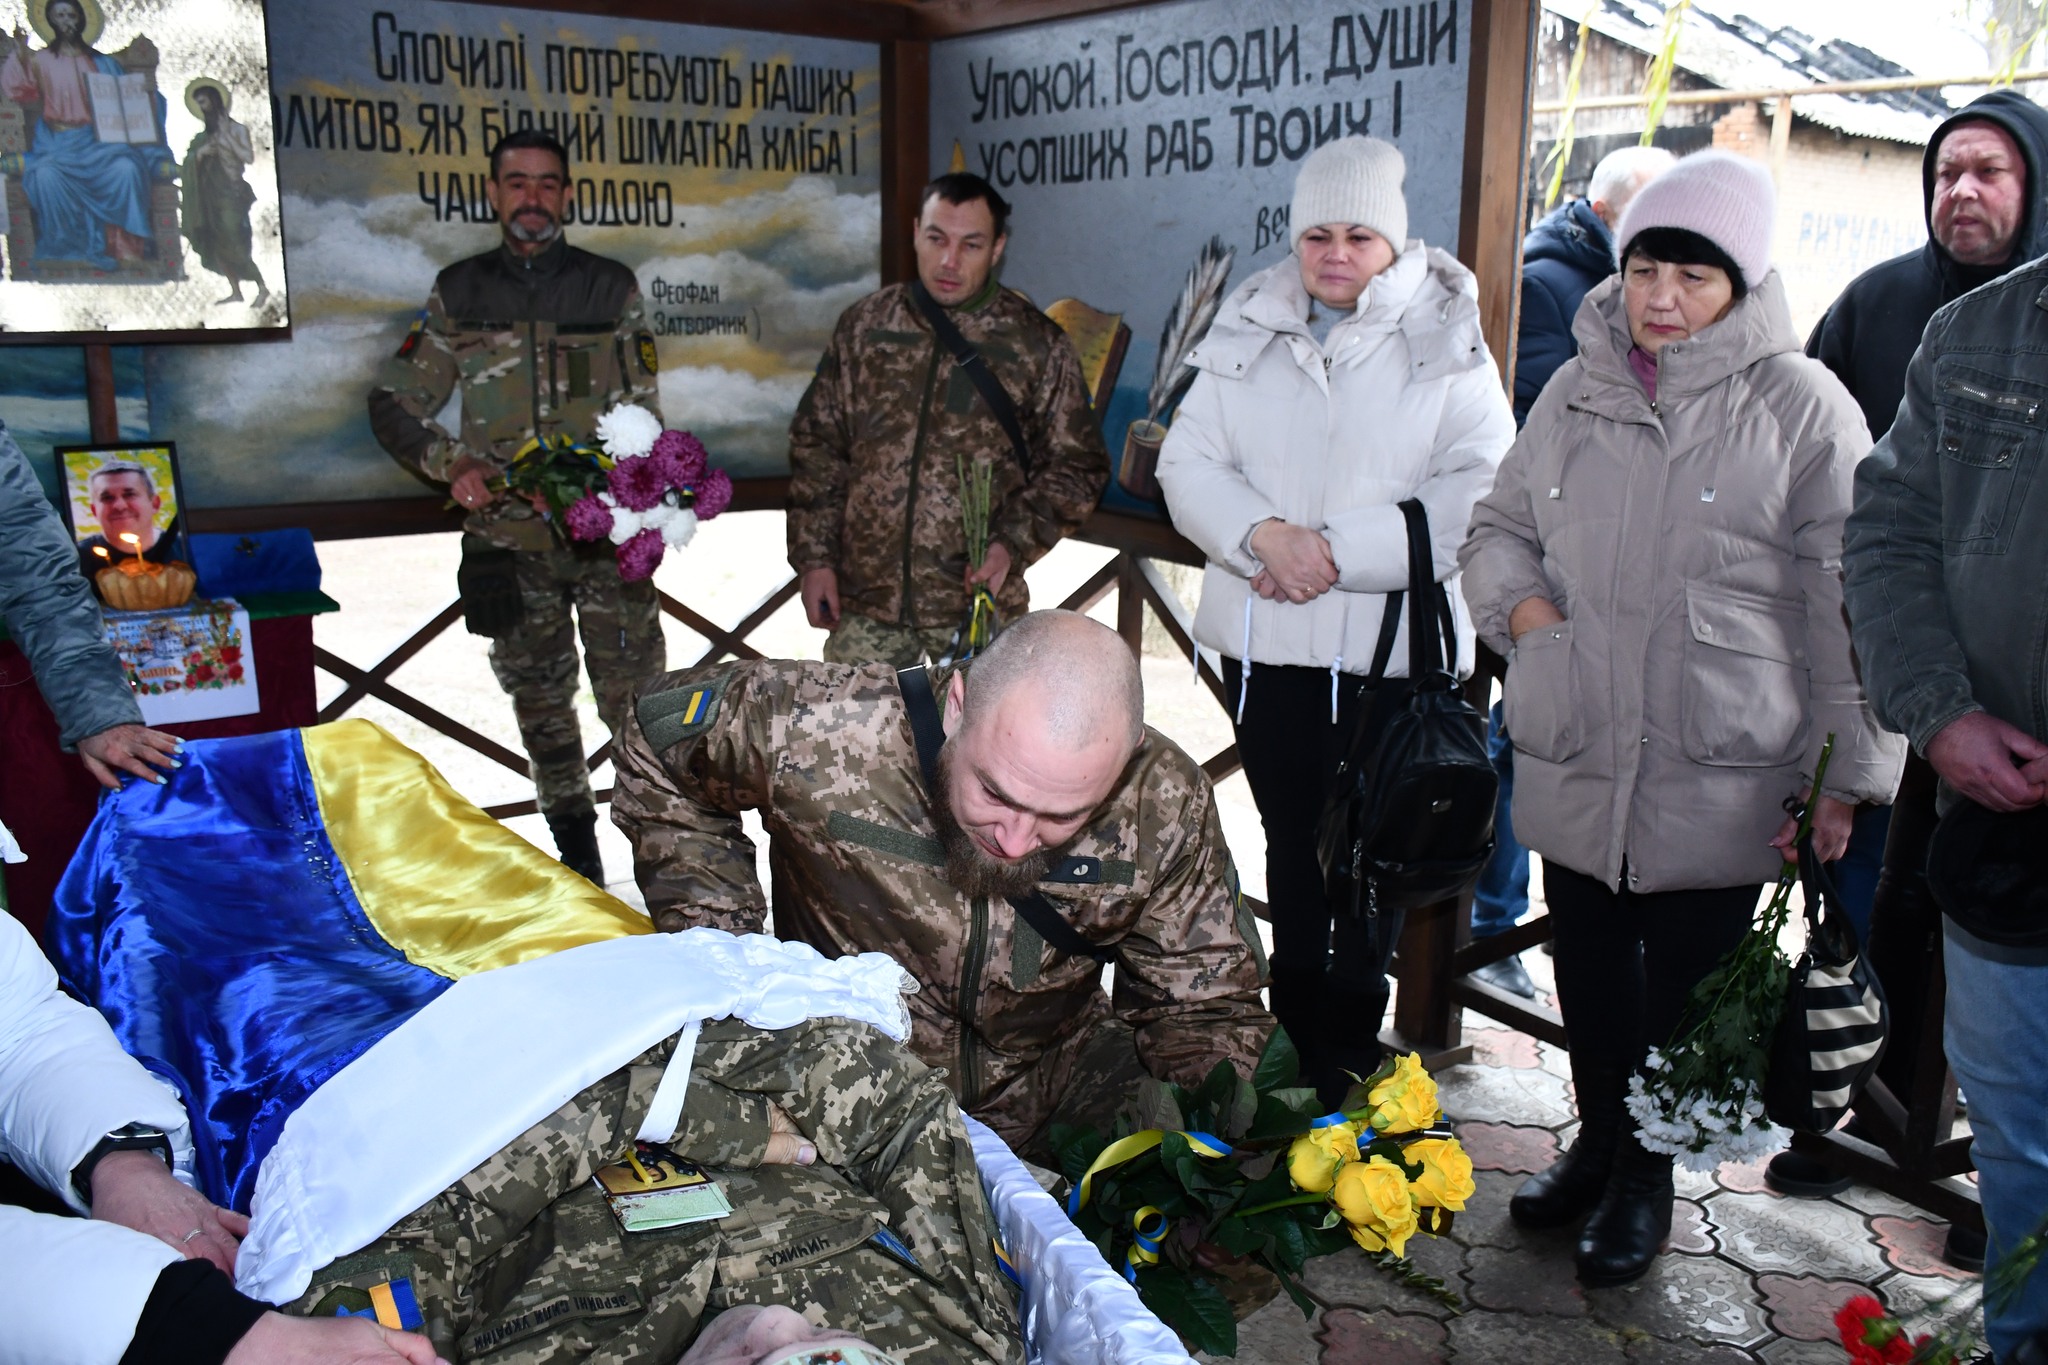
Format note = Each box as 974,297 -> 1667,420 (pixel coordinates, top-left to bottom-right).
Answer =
1510,1053 -> 1627,1228
547,810 -> 605,885
1315,977 -> 1393,1112
1574,1136 -> 1674,1286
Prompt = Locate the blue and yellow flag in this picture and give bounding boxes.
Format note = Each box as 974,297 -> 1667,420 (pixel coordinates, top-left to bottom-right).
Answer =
46,720 -> 649,1212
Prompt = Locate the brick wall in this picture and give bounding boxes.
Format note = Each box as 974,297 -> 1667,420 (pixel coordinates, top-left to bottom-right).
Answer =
1765,123 -> 1926,338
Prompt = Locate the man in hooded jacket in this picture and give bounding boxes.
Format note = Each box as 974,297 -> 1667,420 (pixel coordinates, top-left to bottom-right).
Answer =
1763,92 -> 2048,1249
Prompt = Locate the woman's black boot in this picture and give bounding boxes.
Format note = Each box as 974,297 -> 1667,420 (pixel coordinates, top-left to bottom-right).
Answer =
1574,1137 -> 1674,1286
1267,964 -> 1330,1097
1510,1055 -> 1625,1228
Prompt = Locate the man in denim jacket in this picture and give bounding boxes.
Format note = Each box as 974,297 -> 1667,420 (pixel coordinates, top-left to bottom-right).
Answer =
1844,262 -> 2048,1365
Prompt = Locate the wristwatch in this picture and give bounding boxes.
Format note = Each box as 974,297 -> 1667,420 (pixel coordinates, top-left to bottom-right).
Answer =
71,1123 -> 173,1205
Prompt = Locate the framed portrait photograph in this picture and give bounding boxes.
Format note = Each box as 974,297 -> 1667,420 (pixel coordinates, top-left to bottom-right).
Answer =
56,439 -> 190,590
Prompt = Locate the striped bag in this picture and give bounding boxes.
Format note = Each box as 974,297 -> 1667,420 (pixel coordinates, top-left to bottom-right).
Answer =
1763,845 -> 1889,1134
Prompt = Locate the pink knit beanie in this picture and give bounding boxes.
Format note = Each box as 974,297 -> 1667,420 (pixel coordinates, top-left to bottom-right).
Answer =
1613,149 -> 1777,288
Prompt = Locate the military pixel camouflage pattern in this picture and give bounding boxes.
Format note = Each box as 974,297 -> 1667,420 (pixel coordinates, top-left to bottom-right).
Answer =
287,1017 -> 1022,1365
786,283 -> 1109,633
611,658 -> 1273,1152
821,617 -> 965,670
492,545 -> 664,819
367,237 -> 668,816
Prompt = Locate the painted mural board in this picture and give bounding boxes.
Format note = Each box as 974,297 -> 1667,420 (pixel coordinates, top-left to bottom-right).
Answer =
929,0 -> 1472,511
64,0 -> 880,513
0,0 -> 285,335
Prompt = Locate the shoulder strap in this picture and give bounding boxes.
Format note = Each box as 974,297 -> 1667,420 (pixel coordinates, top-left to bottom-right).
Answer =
910,282 -> 1034,475
1397,498 -> 1456,680
895,666 -> 1115,964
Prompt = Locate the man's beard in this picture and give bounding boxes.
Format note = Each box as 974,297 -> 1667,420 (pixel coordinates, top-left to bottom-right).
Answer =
506,211 -> 561,245
930,743 -> 1054,899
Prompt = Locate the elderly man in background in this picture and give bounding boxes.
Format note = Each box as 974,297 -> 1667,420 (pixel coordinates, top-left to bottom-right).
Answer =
1763,92 -> 2048,1249
786,173 -> 1108,667
613,610 -> 1272,1161
1468,143 -> 1674,1001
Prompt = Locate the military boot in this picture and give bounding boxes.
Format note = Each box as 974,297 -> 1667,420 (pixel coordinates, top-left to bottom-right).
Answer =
548,810 -> 605,885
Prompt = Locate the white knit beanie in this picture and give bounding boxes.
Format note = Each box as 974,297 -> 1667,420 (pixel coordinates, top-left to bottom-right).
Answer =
1613,149 -> 1777,289
1290,137 -> 1408,252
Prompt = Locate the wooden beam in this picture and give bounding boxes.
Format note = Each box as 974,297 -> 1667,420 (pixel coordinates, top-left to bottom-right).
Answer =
1769,95 -> 1794,185
446,0 -> 915,41
185,477 -> 792,541
83,345 -> 119,443
882,38 -> 933,285
316,599 -> 465,723
1532,68 -> 2048,112
1457,0 -> 1538,395
312,647 -> 533,776
906,0 -> 1161,38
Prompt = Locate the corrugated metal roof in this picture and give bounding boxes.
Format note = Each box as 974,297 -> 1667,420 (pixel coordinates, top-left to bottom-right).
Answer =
1546,0 -> 1948,145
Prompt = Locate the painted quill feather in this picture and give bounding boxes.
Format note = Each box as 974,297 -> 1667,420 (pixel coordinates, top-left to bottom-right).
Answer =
1145,235 -> 1235,424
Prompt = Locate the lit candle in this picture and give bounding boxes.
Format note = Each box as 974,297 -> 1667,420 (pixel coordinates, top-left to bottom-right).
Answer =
115,533 -> 163,578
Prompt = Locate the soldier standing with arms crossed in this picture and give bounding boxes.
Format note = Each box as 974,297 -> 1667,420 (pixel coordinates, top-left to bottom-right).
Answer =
370,130 -> 666,884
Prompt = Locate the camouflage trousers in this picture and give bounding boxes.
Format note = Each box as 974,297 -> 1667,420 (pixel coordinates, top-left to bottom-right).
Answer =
1001,1015 -> 1149,1168
489,544 -> 664,819
288,1017 -> 1023,1365
822,615 -> 971,669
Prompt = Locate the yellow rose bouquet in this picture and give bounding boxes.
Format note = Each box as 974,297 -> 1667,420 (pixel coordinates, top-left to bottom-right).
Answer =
1050,1030 -> 1475,1357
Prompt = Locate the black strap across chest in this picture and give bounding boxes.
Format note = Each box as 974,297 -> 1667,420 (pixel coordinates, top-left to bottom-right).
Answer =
908,282 -> 1034,476
896,665 -> 1115,964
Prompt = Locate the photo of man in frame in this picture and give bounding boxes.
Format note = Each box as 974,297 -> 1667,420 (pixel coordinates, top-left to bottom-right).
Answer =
59,442 -> 188,586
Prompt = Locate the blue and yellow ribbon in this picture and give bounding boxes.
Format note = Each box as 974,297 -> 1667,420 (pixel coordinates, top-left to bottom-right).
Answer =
991,1236 -> 1021,1287
1125,1205 -> 1169,1283
1066,1129 -> 1234,1217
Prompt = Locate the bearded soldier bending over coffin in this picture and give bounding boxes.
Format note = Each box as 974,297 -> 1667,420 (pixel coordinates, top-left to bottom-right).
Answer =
612,610 -> 1275,1161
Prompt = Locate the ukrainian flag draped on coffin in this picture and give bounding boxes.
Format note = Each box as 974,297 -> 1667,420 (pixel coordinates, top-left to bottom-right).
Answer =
44,718 -> 650,1212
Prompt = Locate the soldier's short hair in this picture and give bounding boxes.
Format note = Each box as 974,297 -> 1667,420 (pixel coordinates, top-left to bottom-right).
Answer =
490,128 -> 569,181
962,610 -> 1143,751
920,172 -> 1011,239
89,459 -> 154,495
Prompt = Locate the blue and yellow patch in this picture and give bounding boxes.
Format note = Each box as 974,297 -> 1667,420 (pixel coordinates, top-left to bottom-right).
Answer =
395,309 -> 429,360
311,1275 -> 423,1330
638,676 -> 726,752
636,329 -> 659,375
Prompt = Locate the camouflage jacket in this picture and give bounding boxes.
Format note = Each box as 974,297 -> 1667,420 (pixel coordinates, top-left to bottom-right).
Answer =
290,1017 -> 1021,1365
368,237 -> 662,553
786,283 -> 1110,628
611,659 -> 1272,1145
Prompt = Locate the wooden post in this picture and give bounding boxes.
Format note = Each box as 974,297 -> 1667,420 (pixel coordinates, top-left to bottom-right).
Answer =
1457,0 -> 1539,393
880,38 -> 931,286
84,345 -> 119,442
1115,553 -> 1144,660
1769,95 -> 1794,185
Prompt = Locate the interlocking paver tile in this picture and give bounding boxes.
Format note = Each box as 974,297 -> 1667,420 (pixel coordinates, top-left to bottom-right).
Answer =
1468,1027 -> 1543,1070
1836,1184 -> 1939,1221
1446,1170 -> 1562,1252
1756,1336 -> 1855,1364
1315,1308 -> 1449,1364
1755,1272 -> 1876,1340
1625,1337 -> 1762,1364
1586,1252 -> 1771,1347
1716,1157 -> 1775,1195
1447,1306 -> 1631,1362
1871,1216 -> 1978,1281
1196,1293 -> 1323,1365
1705,1192 -> 1890,1281
1437,1060 -> 1576,1129
1869,1267 -> 1983,1335
1463,1244 -> 1590,1316
1459,1122 -> 1560,1175
1302,1230 -> 1470,1319
1670,1198 -> 1715,1255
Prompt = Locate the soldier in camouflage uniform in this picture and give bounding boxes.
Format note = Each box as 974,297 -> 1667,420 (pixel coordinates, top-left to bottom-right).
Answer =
788,173 -> 1108,667
368,129 -> 665,883
287,1016 -> 1023,1365
612,611 -> 1273,1160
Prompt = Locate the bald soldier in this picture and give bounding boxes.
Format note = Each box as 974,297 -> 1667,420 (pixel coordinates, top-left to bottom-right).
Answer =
612,611 -> 1274,1158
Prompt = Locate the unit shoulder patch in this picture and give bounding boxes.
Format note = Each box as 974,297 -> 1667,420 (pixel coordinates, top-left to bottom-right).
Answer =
638,676 -> 726,752
394,309 -> 428,359
636,329 -> 659,375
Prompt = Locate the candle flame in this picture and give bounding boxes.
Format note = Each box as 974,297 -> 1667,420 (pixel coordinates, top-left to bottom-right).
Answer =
119,532 -> 141,548
93,545 -> 110,560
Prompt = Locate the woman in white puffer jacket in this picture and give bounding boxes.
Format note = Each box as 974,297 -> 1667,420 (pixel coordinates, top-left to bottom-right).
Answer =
1156,136 -> 1514,1106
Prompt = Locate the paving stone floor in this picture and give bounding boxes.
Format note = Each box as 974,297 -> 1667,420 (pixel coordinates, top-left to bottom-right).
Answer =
1209,960 -> 1985,1365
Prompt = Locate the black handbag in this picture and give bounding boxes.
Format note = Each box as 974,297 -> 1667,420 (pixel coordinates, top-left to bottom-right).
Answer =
1314,499 -> 1498,943
1764,842 -> 1889,1134
1925,800 -> 2048,948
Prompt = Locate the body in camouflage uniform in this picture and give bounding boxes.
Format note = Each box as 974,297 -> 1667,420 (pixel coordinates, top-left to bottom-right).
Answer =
786,279 -> 1109,665
288,1017 -> 1022,1365
368,225 -> 666,834
610,658 -> 1274,1157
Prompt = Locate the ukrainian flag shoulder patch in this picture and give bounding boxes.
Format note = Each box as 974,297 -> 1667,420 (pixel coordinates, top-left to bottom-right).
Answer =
638,676 -> 726,752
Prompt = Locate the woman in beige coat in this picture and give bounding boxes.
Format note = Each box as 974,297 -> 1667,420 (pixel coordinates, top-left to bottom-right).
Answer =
1459,152 -> 1903,1286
